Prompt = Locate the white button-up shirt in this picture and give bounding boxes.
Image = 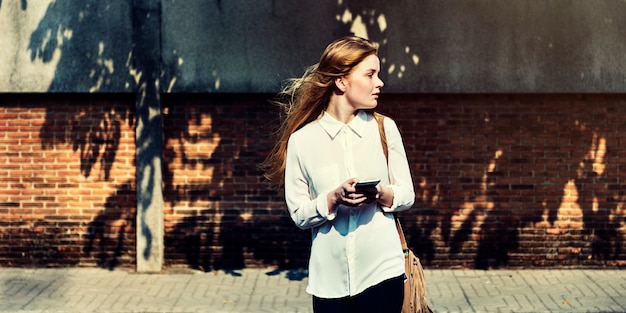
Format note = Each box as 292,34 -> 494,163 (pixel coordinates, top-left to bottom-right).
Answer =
285,110 -> 415,298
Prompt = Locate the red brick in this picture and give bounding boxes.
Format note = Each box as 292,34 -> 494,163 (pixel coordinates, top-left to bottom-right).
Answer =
1,93 -> 625,269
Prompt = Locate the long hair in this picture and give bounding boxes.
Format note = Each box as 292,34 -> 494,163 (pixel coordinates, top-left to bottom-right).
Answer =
260,36 -> 379,189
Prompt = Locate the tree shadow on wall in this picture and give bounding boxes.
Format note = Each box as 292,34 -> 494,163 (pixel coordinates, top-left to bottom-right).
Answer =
576,156 -> 624,261
406,95 -> 626,269
25,0 -> 429,273
162,94 -> 310,275
25,0 -> 133,92
40,97 -> 131,183
85,182 -> 136,270
39,96 -> 128,181
28,0 -> 140,269
37,95 -> 135,268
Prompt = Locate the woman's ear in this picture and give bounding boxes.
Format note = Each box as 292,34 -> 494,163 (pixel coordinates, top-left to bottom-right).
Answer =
335,77 -> 347,93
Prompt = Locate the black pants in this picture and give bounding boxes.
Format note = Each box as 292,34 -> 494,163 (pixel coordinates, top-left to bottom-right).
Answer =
312,275 -> 404,313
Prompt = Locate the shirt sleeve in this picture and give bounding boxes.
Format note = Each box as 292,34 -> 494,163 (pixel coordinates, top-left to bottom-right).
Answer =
284,135 -> 336,229
380,117 -> 415,212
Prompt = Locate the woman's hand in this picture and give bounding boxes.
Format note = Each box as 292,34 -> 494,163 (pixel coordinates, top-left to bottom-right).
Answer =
327,178 -> 367,212
356,183 -> 394,207
375,185 -> 394,208
327,178 -> 395,213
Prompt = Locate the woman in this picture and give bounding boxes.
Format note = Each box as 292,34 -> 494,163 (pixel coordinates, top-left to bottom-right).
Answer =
262,36 -> 415,312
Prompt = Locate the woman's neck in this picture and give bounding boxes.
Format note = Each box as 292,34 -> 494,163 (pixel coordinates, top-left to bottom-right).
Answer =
326,97 -> 357,124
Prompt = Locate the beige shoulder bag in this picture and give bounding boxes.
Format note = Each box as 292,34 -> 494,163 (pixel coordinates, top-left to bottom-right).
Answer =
374,112 -> 433,313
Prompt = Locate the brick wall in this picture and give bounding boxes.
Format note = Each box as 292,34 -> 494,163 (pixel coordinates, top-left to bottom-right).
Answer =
0,94 -> 136,268
383,94 -> 626,268
1,93 -> 624,269
161,94 -> 310,270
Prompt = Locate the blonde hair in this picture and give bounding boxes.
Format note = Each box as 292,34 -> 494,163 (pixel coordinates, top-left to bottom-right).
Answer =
260,36 -> 379,189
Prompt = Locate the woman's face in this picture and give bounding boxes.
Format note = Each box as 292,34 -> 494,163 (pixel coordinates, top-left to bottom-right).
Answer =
341,54 -> 384,110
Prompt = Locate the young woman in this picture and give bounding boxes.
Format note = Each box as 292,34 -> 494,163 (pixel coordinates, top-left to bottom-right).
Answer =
262,36 -> 415,313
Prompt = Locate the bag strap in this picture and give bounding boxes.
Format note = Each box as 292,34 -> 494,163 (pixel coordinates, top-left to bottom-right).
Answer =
395,216 -> 409,252
374,112 -> 409,253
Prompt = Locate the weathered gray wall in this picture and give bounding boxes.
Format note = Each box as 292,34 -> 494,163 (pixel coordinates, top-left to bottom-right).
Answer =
0,0 -> 135,92
2,0 -> 625,93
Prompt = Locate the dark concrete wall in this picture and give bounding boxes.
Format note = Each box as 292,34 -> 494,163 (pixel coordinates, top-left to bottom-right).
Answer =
162,0 -> 626,93
2,0 -> 625,93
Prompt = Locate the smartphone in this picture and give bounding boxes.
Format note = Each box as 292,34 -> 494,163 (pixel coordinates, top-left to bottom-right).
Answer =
354,179 -> 380,189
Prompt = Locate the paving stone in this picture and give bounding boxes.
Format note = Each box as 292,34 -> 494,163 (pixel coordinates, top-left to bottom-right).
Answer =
0,268 -> 624,312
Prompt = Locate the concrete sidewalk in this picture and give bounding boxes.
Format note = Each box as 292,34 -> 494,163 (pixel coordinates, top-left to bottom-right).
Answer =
0,267 -> 624,313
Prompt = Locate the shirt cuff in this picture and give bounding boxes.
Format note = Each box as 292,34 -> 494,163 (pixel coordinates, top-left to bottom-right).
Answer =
317,194 -> 336,221
380,184 -> 398,212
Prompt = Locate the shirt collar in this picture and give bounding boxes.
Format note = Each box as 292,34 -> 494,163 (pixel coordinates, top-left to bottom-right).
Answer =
319,110 -> 370,139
